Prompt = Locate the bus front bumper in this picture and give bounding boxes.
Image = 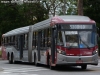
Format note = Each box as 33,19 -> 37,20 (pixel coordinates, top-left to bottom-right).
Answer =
56,53 -> 98,66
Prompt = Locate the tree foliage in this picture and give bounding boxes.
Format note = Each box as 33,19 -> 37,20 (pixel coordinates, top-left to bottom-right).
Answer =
0,1 -> 48,45
42,0 -> 77,16
83,0 -> 100,56
0,1 -> 48,34
83,0 -> 100,27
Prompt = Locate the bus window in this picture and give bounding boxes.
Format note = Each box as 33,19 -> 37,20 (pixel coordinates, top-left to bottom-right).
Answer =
47,28 -> 51,47
36,32 -> 38,47
15,36 -> 20,49
45,29 -> 48,47
32,32 -> 35,49
23,34 -> 28,49
57,31 -> 63,46
65,31 -> 78,48
79,31 -> 95,48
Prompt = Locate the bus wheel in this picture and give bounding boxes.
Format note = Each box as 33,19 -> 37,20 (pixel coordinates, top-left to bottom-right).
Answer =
8,55 -> 11,64
11,53 -> 14,64
81,65 -> 87,69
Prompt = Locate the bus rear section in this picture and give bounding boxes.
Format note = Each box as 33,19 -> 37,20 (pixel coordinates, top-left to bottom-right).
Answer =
55,23 -> 98,69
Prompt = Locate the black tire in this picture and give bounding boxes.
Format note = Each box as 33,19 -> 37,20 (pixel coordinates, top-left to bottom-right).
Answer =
11,54 -> 16,64
8,55 -> 11,64
81,65 -> 87,69
10,53 -> 14,64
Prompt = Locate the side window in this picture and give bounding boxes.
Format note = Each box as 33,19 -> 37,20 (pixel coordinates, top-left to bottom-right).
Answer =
32,32 -> 37,49
10,36 -> 15,45
41,30 -> 45,47
4,37 -> 8,46
45,29 -> 48,47
57,31 -> 63,45
2,37 -> 4,45
36,32 -> 38,47
47,28 -> 51,47
23,34 -> 28,49
8,37 -> 10,44
6,37 -> 8,44
15,36 -> 20,49
13,36 -> 15,45
32,32 -> 35,49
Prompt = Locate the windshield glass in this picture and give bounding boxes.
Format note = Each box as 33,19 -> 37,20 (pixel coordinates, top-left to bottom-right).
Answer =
79,31 -> 97,48
65,31 -> 78,48
57,24 -> 97,48
63,31 -> 97,48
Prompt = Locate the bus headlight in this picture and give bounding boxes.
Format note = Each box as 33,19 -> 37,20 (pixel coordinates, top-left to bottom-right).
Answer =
57,49 -> 66,55
92,49 -> 98,55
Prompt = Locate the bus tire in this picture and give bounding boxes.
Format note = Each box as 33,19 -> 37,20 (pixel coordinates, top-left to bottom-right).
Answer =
8,55 -> 11,64
81,64 -> 87,69
11,53 -> 16,64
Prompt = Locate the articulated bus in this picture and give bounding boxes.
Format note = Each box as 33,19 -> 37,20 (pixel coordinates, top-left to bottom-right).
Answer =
1,15 -> 98,70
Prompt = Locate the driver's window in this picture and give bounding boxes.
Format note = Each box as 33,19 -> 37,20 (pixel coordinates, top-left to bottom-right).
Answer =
57,31 -> 63,46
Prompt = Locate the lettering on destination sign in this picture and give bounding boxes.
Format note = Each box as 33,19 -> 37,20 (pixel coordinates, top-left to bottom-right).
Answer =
69,25 -> 93,29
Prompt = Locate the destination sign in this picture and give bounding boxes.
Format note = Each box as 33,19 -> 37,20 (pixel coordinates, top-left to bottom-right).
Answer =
61,24 -> 93,29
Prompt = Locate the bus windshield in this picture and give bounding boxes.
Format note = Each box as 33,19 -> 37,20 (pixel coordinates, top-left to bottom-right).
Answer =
64,31 -> 97,48
57,24 -> 97,48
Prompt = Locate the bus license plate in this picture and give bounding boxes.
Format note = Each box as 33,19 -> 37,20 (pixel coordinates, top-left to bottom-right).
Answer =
76,60 -> 83,63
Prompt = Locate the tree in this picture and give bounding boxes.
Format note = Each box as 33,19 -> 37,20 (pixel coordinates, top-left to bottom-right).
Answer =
77,0 -> 83,15
83,0 -> 100,25
0,1 -> 49,45
83,0 -> 100,56
42,0 -> 77,16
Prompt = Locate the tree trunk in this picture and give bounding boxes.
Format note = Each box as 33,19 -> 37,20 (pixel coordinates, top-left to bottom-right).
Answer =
77,0 -> 83,15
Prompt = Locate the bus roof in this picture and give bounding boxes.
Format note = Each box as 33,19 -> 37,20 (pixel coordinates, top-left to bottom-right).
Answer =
32,15 -> 95,31
51,15 -> 95,23
2,15 -> 95,37
2,26 -> 29,37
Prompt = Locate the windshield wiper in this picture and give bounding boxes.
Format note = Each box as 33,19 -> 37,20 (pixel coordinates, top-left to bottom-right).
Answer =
79,35 -> 90,50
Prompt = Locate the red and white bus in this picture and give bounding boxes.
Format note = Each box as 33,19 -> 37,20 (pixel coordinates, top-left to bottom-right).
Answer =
2,15 -> 98,70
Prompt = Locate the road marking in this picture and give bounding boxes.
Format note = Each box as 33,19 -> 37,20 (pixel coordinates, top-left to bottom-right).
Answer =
0,72 -> 38,75
1,66 -> 49,74
0,72 -> 11,73
3,67 -> 49,71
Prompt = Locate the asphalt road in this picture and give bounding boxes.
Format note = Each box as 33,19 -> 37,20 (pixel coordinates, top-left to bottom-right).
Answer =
0,60 -> 100,75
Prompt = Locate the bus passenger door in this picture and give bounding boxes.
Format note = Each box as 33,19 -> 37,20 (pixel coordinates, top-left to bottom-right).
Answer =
51,28 -> 56,64
37,31 -> 41,62
19,35 -> 24,59
38,30 -> 46,64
